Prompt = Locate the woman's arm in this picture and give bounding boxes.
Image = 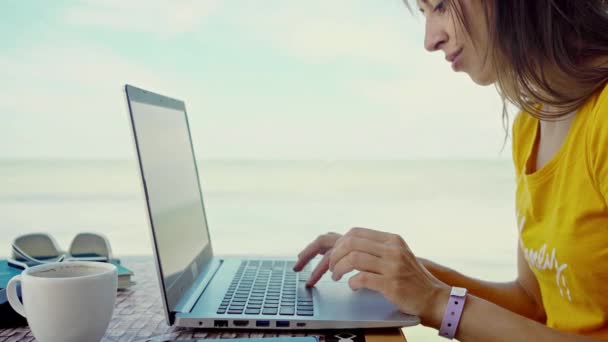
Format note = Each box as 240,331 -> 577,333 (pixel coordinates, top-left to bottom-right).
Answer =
423,289 -> 596,342
328,227 -> 602,342
419,244 -> 546,322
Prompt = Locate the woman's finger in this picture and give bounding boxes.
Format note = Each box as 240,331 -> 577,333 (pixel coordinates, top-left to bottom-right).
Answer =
331,250 -> 383,281
348,271 -> 384,293
305,252 -> 331,288
345,227 -> 399,244
329,236 -> 385,272
293,233 -> 340,271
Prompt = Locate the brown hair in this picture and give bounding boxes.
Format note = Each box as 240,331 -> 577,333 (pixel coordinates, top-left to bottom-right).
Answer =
409,0 -> 608,125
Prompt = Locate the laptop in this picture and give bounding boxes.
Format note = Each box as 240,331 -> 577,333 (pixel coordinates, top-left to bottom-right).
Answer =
124,84 -> 420,330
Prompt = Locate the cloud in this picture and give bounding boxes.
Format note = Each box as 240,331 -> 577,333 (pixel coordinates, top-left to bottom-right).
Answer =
1,1 -> 514,160
63,0 -> 220,38
0,43 -> 163,113
228,0 -> 424,67
0,41 -> 205,159
217,1 -> 512,157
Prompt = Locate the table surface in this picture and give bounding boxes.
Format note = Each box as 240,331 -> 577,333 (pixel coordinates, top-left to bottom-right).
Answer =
0,256 -> 407,342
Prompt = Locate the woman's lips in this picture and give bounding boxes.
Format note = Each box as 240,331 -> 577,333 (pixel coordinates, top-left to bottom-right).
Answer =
446,48 -> 464,71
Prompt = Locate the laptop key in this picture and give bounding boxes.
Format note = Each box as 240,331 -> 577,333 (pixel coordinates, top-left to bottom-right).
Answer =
296,310 -> 314,316
228,309 -> 244,314
279,306 -> 295,315
263,303 -> 278,308
262,308 -> 278,315
245,308 -> 261,315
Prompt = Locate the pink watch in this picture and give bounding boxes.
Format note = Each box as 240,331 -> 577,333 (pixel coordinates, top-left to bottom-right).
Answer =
438,287 -> 468,339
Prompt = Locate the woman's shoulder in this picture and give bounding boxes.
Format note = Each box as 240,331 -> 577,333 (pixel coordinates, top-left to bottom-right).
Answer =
584,81 -> 608,200
584,82 -> 608,140
583,81 -> 608,117
585,81 -> 608,140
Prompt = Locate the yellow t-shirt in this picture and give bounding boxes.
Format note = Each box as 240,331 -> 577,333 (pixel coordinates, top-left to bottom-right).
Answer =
513,83 -> 608,338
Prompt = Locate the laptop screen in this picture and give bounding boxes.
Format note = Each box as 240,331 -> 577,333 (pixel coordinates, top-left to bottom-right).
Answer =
125,85 -> 213,316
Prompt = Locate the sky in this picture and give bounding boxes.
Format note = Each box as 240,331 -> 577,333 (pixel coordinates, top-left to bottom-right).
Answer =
1,0 -> 513,160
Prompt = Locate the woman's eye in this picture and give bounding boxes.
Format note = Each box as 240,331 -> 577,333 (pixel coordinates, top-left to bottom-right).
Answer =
434,1 -> 447,13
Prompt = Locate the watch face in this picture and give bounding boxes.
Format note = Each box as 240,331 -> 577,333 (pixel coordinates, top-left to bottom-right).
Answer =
451,287 -> 467,297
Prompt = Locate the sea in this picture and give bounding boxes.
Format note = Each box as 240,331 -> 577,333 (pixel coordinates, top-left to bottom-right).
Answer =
1,159 -> 518,341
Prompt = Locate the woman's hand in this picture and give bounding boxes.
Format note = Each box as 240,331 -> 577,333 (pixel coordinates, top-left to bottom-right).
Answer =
293,232 -> 342,287
328,227 -> 450,319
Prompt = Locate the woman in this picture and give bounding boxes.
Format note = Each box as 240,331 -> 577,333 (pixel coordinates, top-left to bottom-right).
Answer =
293,0 -> 608,340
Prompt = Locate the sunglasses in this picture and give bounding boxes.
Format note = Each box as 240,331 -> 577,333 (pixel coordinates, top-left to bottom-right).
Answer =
9,232 -> 113,270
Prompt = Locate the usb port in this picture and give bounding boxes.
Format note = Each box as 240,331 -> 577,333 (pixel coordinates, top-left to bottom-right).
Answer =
256,320 -> 270,327
214,320 -> 228,327
276,321 -> 290,327
233,320 -> 249,327
296,322 -> 306,327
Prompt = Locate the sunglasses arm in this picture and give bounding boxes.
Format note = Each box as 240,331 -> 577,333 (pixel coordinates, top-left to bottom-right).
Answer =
11,243 -> 66,265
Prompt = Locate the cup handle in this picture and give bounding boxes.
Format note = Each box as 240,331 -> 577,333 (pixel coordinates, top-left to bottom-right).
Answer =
7,275 -> 26,317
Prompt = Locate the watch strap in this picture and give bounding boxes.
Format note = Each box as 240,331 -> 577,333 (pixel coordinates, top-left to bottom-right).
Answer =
438,287 -> 467,339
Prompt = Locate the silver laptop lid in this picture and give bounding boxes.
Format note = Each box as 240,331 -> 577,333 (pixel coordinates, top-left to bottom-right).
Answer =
125,84 -> 214,323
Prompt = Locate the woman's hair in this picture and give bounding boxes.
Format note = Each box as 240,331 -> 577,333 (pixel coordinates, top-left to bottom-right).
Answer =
410,0 -> 608,124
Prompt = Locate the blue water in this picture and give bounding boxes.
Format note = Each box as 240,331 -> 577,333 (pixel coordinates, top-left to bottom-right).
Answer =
0,159 -> 518,340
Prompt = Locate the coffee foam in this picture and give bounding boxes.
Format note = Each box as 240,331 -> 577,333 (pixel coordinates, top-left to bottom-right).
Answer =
31,264 -> 106,279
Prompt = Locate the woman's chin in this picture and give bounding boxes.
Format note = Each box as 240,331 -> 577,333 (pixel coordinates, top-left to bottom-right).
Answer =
469,72 -> 496,86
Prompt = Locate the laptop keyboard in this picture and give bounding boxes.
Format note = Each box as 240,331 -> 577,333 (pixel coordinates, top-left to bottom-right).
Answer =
216,260 -> 314,316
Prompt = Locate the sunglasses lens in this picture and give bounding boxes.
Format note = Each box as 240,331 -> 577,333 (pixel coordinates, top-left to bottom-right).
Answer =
13,234 -> 61,261
69,233 -> 111,261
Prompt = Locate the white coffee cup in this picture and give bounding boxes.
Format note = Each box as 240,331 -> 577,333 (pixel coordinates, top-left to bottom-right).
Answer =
7,261 -> 117,342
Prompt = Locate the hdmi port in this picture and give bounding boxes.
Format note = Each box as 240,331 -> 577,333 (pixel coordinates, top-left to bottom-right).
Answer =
233,320 -> 249,327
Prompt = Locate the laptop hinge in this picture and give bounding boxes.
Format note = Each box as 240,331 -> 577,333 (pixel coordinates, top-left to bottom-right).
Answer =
173,258 -> 223,314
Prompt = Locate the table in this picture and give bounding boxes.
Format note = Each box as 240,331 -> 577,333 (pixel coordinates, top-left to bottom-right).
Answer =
0,257 -> 407,342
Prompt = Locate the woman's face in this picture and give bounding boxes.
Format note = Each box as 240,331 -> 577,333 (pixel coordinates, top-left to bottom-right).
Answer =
418,0 -> 496,85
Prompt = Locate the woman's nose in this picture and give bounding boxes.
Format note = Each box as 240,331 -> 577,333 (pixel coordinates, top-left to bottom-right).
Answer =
424,19 -> 448,52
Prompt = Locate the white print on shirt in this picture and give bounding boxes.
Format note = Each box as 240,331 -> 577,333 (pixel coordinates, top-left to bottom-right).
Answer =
517,213 -> 572,302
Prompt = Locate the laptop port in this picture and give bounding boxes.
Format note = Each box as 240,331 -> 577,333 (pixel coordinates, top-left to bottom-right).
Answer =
214,320 -> 228,328
256,320 -> 270,327
276,321 -> 290,328
296,322 -> 306,327
233,320 -> 249,327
